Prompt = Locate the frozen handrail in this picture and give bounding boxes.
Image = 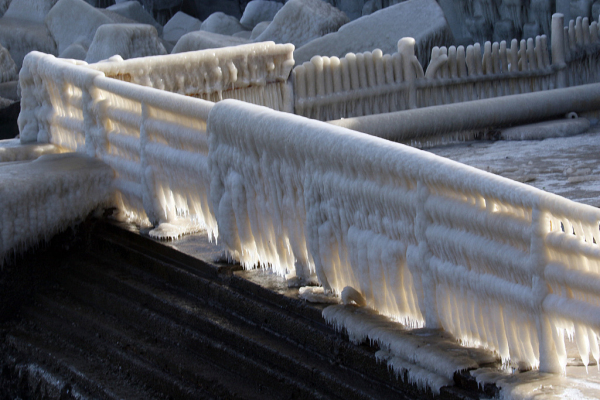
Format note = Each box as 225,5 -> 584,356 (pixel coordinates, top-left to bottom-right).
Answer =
293,13 -> 600,121
208,99 -> 600,376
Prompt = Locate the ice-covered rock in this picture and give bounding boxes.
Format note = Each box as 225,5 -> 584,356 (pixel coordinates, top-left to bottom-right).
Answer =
180,0 -> 242,21
239,0 -> 282,29
232,30 -> 252,39
107,1 -> 163,36
593,1 -> 600,22
59,41 -> 88,60
0,0 -> 11,18
571,0 -> 594,19
294,0 -> 452,66
0,42 -> 18,83
0,18 -> 56,68
162,11 -> 201,43
325,0 -> 366,21
250,20 -> 270,39
4,0 -> 58,22
200,11 -> 245,36
254,0 -> 349,48
45,0 -> 114,55
171,30 -> 249,53
85,24 -> 167,63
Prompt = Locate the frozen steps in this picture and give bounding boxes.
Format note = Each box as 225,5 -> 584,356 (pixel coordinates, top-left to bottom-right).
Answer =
0,220 -> 487,399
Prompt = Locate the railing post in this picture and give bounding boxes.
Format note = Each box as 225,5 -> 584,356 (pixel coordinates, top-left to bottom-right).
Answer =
398,38 -> 424,109
531,207 -> 563,373
552,13 -> 568,88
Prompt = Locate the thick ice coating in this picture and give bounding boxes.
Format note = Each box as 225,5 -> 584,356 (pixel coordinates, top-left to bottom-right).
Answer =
208,99 -> 600,375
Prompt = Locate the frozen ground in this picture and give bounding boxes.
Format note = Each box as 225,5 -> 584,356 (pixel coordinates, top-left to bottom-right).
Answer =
427,125 -> 600,208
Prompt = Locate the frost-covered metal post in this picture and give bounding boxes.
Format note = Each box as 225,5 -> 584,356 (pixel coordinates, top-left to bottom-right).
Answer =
551,13 -> 567,89
397,38 -> 424,109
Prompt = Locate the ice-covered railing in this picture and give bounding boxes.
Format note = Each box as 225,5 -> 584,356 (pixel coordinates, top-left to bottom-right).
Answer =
87,42 -> 295,113
208,99 -> 600,375
292,13 -> 598,121
18,51 -> 217,236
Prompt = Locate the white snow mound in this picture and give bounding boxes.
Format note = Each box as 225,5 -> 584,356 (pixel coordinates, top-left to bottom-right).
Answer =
240,0 -> 282,29
200,12 -> 245,36
294,0 -> 453,65
254,0 -> 349,48
162,11 -> 201,43
85,23 -> 167,63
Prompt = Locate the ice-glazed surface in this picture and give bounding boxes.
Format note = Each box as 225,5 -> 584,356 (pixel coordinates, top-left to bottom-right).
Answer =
0,139 -> 67,162
172,30 -> 250,53
254,0 -> 349,48
240,0 -> 283,29
4,0 -> 58,22
85,24 -> 167,63
427,128 -> 600,208
45,0 -> 114,55
239,0 -> 282,29
0,42 -> 16,83
208,99 -> 600,375
250,20 -> 270,40
200,11 -> 245,36
162,11 -> 202,43
107,1 -> 163,36
293,0 -> 452,66
0,153 -> 113,264
0,17 -> 56,68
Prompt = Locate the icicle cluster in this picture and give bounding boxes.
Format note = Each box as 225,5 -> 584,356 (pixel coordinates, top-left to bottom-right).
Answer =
88,42 -> 295,113
563,16 -> 600,87
208,100 -> 600,375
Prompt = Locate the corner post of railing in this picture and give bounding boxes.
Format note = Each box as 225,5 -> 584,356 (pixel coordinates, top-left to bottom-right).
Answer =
415,180 -> 441,329
398,37 -> 423,109
551,13 -> 568,88
530,206 -> 562,373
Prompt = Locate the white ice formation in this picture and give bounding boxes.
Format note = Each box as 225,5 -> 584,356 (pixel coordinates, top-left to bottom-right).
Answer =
172,30 -> 250,53
106,1 -> 163,36
208,99 -> 600,375
0,153 -> 113,265
162,11 -> 202,44
239,0 -> 282,30
200,12 -> 245,36
254,0 -> 349,48
293,0 -> 452,66
85,24 -> 167,63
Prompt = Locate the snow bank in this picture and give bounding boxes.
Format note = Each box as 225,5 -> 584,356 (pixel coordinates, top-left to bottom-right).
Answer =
254,0 -> 349,48
107,1 -> 163,36
293,0 -> 452,66
0,153 -> 113,265
240,0 -> 282,29
172,30 -> 250,53
85,24 -> 167,63
162,11 -> 201,43
200,12 -> 245,36
207,99 -> 600,374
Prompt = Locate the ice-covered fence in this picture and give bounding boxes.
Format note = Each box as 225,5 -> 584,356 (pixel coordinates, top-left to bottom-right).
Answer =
292,13 -> 598,121
208,99 -> 600,374
18,51 -> 217,236
87,42 -> 296,113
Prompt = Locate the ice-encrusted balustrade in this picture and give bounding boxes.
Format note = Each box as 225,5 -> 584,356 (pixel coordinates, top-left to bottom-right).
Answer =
208,99 -> 600,376
293,13 -> 600,121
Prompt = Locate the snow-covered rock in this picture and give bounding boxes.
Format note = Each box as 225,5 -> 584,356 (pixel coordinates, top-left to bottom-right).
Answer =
200,11 -> 245,36
0,18 -> 56,68
85,23 -> 167,63
250,20 -> 270,39
239,0 -> 282,29
171,30 -> 250,53
254,0 -> 349,48
0,42 -> 16,83
107,1 -> 163,36
4,0 -> 59,22
293,0 -> 453,66
162,11 -> 201,43
45,0 -> 114,55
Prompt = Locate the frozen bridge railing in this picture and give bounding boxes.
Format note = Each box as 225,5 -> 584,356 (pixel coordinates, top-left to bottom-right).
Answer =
208,100 -> 600,377
293,13 -> 600,121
